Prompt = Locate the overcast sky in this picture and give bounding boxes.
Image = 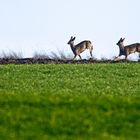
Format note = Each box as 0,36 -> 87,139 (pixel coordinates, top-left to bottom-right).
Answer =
0,0 -> 140,59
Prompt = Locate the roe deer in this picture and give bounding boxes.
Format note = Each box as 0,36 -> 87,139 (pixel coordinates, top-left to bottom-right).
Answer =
115,38 -> 140,60
67,36 -> 93,59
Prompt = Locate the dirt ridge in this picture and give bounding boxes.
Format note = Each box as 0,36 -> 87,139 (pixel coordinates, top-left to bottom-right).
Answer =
0,58 -> 139,64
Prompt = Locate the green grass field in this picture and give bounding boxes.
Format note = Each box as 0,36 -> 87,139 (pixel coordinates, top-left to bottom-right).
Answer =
0,64 -> 140,140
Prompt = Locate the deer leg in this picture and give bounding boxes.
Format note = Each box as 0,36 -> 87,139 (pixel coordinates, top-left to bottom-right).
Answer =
125,55 -> 127,60
114,56 -> 120,61
138,54 -> 140,61
90,49 -> 93,57
89,47 -> 93,57
79,55 -> 82,60
73,55 -> 77,60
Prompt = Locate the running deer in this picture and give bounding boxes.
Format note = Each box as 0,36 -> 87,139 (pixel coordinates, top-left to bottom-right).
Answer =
67,36 -> 93,59
115,38 -> 140,60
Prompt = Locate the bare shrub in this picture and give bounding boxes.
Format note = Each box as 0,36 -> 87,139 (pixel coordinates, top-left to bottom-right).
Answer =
33,52 -> 50,59
1,51 -> 23,59
49,51 -> 73,60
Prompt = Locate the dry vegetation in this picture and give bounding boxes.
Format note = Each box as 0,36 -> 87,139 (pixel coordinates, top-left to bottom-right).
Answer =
0,51 -> 139,64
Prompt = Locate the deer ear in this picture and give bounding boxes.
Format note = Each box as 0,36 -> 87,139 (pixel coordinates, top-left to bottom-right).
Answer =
122,38 -> 125,41
73,37 -> 76,40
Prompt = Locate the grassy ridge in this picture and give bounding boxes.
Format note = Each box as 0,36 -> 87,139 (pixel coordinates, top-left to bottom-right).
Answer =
0,64 -> 140,140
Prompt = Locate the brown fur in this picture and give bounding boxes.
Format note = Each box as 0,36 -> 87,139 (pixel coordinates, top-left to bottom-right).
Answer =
67,36 -> 93,59
115,38 -> 140,60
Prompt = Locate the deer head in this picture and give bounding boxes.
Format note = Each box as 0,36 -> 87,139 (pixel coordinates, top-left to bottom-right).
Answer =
67,36 -> 76,45
116,38 -> 125,48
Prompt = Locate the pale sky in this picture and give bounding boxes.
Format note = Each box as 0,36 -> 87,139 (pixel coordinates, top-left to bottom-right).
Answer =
0,0 -> 140,59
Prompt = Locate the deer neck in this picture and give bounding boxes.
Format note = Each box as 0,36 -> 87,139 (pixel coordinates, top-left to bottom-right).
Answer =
70,43 -> 75,53
119,43 -> 125,49
119,43 -> 125,56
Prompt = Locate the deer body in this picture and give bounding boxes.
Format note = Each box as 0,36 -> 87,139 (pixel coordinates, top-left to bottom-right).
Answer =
116,38 -> 140,60
67,36 -> 93,59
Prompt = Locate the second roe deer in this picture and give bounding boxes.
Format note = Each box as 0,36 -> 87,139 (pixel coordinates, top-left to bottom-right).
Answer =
67,36 -> 93,60
115,38 -> 140,60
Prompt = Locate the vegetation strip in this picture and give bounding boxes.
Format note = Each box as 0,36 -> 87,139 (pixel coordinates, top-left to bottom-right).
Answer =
0,64 -> 140,140
0,58 -> 140,64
